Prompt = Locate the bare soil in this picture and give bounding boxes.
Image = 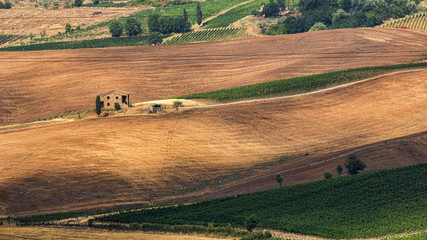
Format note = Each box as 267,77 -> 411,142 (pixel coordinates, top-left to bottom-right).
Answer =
1,28 -> 426,125
0,226 -> 231,240
0,7 -> 145,37
0,70 -> 426,217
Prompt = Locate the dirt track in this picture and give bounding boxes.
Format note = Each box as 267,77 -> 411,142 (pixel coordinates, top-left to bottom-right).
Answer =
0,70 -> 426,216
1,28 -> 426,124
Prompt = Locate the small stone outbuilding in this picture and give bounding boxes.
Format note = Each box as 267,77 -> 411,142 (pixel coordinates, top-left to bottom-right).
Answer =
149,104 -> 163,113
99,90 -> 130,109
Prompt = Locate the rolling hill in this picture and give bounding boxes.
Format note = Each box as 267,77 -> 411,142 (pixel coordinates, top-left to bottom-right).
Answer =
1,28 -> 426,125
1,69 -> 426,217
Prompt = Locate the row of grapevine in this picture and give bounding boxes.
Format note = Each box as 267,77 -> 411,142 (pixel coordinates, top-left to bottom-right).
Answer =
97,163 -> 427,239
163,28 -> 254,45
0,35 -> 27,46
204,0 -> 270,28
379,13 -> 427,31
177,62 -> 427,101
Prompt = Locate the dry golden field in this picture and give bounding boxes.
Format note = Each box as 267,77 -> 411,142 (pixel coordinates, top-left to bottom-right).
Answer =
0,7 -> 144,37
1,28 -> 426,125
0,69 -> 426,217
0,226 -> 232,240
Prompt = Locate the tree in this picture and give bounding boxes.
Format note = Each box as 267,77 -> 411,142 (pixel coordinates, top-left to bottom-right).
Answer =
148,32 -> 163,45
65,23 -> 72,33
344,153 -> 366,174
262,0 -> 280,17
196,3 -> 203,25
95,96 -> 101,116
308,22 -> 328,31
244,215 -> 258,232
277,0 -> 285,10
4,1 -> 12,9
173,100 -> 183,110
124,18 -> 142,36
29,33 -> 35,41
183,8 -> 188,22
109,21 -> 123,37
275,173 -> 283,187
336,164 -> 343,176
93,0 -> 99,4
324,172 -> 333,179
74,0 -> 83,7
115,103 -> 121,111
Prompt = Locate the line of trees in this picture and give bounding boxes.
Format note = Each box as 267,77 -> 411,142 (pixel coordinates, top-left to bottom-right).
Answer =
148,13 -> 191,34
109,18 -> 142,37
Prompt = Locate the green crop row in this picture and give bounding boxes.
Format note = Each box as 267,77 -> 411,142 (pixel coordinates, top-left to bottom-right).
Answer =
204,0 -> 270,28
164,27 -> 253,44
177,62 -> 427,101
0,36 -> 151,51
96,163 -> 427,239
0,34 -> 27,45
383,232 -> 427,240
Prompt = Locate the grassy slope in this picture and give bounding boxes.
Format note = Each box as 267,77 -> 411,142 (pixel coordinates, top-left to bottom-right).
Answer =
97,164 -> 427,239
383,232 -> 427,240
177,62 -> 427,101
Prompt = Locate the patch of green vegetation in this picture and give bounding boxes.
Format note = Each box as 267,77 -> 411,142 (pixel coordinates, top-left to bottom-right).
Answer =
204,0 -> 270,28
0,36 -> 152,51
164,27 -> 253,45
383,232 -> 427,240
177,62 -> 427,101
96,164 -> 427,239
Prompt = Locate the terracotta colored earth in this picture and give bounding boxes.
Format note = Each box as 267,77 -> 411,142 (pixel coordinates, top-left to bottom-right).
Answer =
0,69 -> 426,217
1,28 -> 427,125
0,226 -> 231,240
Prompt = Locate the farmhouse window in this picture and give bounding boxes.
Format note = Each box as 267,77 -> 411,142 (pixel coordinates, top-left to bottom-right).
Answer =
107,103 -> 110,106
116,97 -> 118,99
107,96 -> 110,99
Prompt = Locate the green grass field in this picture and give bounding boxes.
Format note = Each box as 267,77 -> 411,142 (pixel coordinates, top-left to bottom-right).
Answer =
96,164 -> 427,239
177,62 -> 427,101
383,232 -> 427,240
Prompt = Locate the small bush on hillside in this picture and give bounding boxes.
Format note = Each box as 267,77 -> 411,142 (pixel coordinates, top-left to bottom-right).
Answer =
125,18 -> 142,36
244,215 -> 258,232
345,153 -> 366,174
308,22 -> 328,32
148,32 -> 163,45
173,100 -> 183,110
109,21 -> 123,38
324,172 -> 333,179
336,164 -> 343,176
74,0 -> 83,7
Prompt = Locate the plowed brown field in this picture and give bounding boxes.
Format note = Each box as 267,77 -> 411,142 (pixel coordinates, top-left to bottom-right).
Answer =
1,28 -> 427,124
1,70 -> 426,216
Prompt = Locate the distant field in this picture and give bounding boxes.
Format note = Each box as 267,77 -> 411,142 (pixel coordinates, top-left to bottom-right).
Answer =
178,62 -> 427,101
164,28 -> 253,45
379,13 -> 427,31
1,28 -> 426,124
0,226 -> 231,240
97,164 -> 427,239
1,69 -> 426,217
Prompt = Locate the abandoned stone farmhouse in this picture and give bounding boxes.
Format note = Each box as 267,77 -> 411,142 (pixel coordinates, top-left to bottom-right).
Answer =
99,90 -> 130,109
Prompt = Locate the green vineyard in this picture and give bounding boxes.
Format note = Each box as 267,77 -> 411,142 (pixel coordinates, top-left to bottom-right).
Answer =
0,34 -> 27,46
379,13 -> 427,31
163,28 -> 254,45
204,0 -> 270,28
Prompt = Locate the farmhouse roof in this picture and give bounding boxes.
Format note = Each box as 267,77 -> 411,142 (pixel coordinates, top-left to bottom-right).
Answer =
99,90 -> 129,96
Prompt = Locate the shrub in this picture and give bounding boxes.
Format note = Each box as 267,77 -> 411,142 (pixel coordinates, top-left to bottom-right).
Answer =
65,23 -> 72,33
74,0 -> 83,7
324,172 -> 333,179
336,164 -> 343,176
93,0 -> 99,4
4,1 -> 12,8
109,21 -> 123,38
275,174 -> 283,187
173,100 -> 183,110
244,215 -> 258,232
344,153 -> 366,174
148,32 -> 163,45
115,103 -> 121,111
308,22 -> 328,32
125,18 -> 142,36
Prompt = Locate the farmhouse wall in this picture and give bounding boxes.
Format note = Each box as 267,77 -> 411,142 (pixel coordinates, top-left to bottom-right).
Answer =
99,90 -> 130,109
